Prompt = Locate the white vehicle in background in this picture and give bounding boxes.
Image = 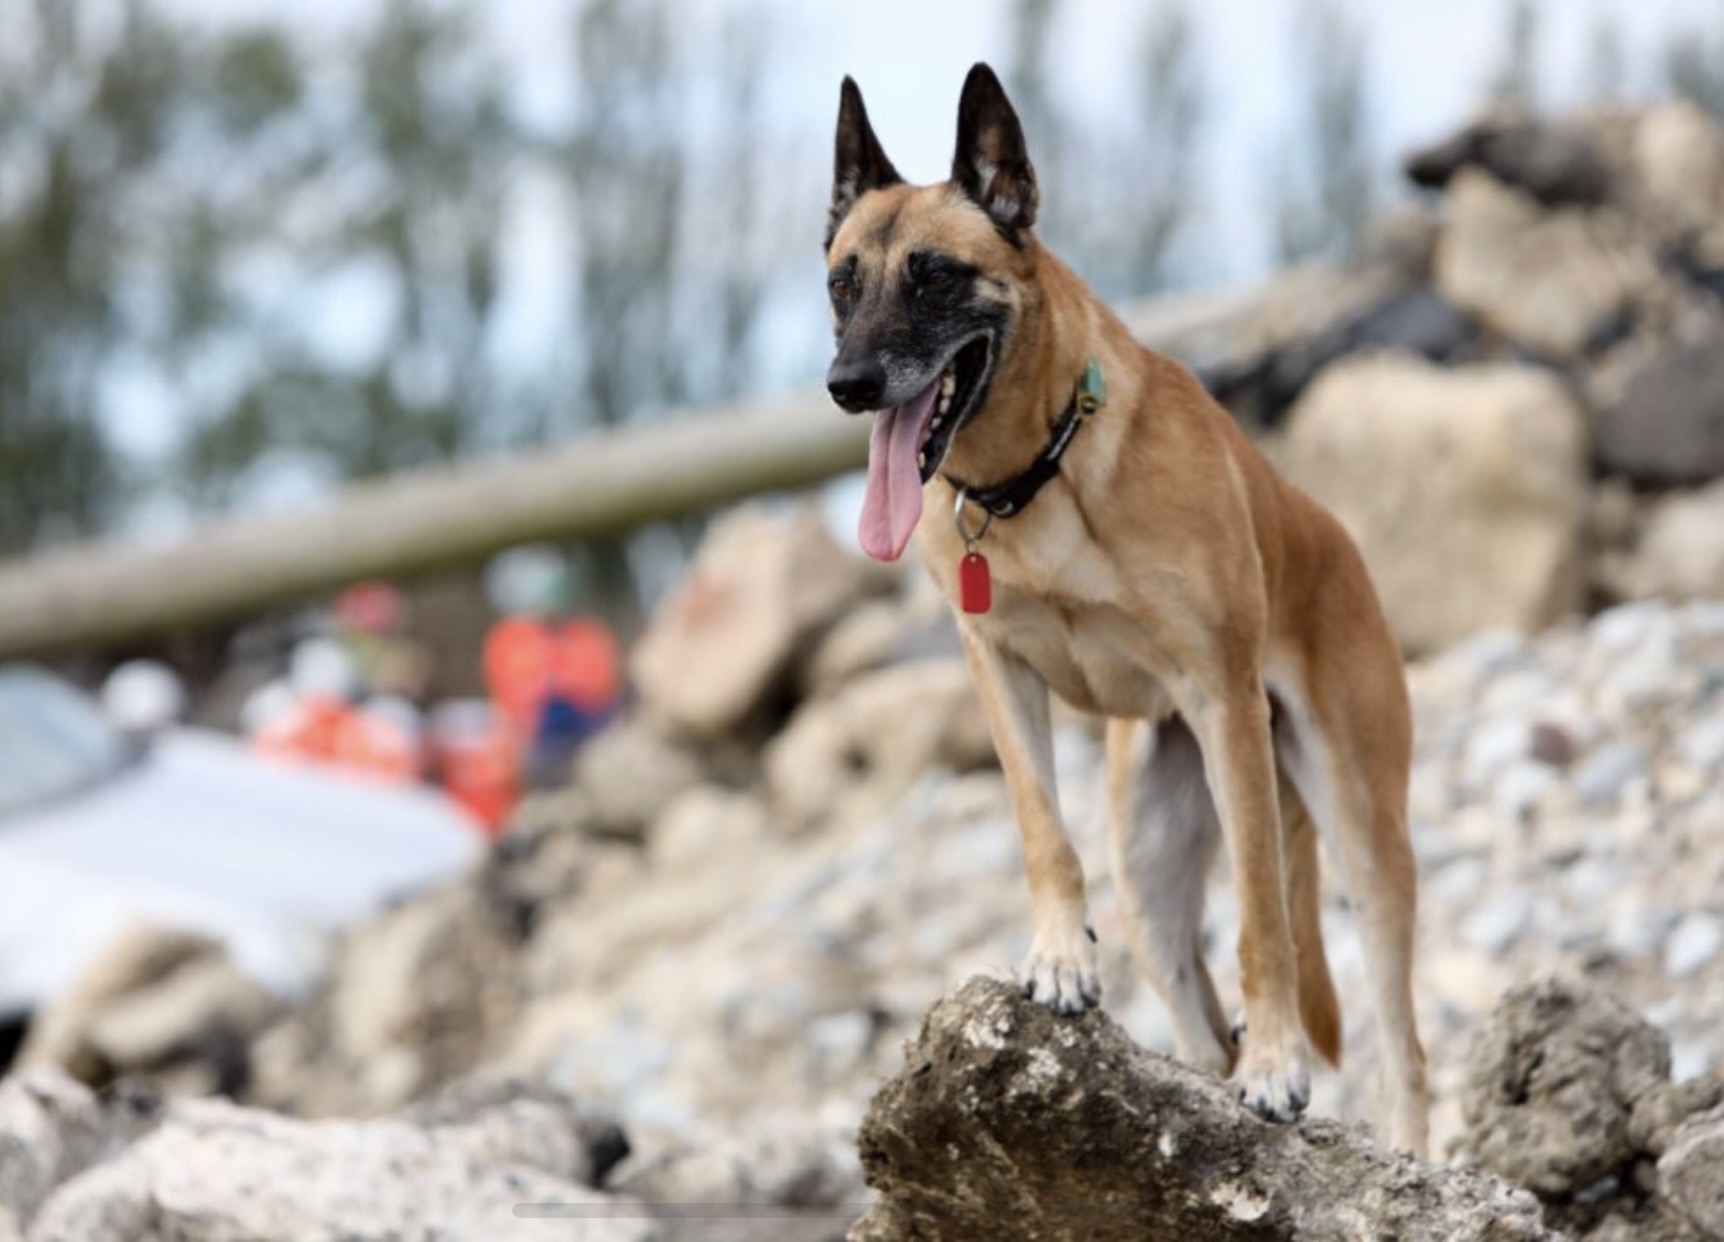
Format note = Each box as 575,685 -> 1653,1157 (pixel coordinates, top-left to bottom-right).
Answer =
0,662 -> 481,1034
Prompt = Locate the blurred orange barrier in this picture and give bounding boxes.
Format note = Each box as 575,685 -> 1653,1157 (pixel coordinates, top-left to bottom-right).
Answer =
435,730 -> 518,836
427,699 -> 520,836
255,696 -> 422,783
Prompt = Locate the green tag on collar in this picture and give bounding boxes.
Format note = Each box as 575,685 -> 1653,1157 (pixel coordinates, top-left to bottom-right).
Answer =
1078,359 -> 1106,414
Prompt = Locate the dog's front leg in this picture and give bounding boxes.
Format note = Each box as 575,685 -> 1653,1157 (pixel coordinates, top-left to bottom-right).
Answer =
961,628 -> 1099,1014
1192,677 -> 1311,1122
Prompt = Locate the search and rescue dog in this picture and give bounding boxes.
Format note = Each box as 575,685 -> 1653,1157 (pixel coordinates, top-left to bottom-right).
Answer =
822,62 -> 1428,1155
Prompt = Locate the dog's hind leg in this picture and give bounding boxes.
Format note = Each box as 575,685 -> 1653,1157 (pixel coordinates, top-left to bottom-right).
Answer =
1105,715 -> 1233,1075
1188,676 -> 1313,1124
1273,684 -> 1428,1156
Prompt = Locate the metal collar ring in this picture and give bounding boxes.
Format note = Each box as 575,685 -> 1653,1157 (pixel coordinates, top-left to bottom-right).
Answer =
953,487 -> 993,546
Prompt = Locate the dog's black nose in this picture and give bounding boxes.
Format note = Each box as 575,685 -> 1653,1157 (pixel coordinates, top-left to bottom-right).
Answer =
826,358 -> 886,412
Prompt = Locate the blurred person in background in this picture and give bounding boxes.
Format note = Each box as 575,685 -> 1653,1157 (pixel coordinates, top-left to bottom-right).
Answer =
331,581 -> 434,705
482,546 -> 623,791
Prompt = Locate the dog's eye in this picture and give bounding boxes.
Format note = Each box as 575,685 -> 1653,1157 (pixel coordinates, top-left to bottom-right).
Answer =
924,269 -> 951,290
828,275 -> 853,301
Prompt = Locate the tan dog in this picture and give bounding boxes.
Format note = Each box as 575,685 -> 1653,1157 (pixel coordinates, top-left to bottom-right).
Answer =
823,63 -> 1427,1154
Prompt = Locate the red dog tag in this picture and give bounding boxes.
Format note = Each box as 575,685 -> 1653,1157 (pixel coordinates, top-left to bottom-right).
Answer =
959,550 -> 992,614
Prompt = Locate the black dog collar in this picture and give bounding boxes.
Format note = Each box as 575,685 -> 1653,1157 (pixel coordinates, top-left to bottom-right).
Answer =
943,359 -> 1106,520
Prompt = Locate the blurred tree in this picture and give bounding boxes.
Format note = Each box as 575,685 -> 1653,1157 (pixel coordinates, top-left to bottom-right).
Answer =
551,0 -> 781,422
1005,0 -> 1203,299
1106,6 -> 1204,293
1005,0 -> 1065,172
1,0 -> 789,572
178,0 -> 526,504
1667,25 -> 1724,119
549,0 -> 690,624
0,0 -> 188,551
0,1 -> 331,546
1272,0 -> 1375,264
1585,15 -> 1626,105
1489,0 -> 1542,113
1003,0 -> 1078,266
698,10 -> 779,404
554,0 -> 781,621
561,0 -> 689,432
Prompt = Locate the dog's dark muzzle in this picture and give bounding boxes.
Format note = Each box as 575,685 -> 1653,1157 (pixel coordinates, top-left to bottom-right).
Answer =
826,355 -> 887,413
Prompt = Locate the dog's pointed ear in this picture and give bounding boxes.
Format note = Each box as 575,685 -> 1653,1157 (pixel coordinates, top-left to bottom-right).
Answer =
951,62 -> 1038,235
829,77 -> 902,250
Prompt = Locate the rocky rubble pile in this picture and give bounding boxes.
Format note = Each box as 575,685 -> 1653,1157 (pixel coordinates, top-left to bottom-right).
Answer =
853,979 -> 1549,1241
9,493 -> 1724,1236
852,976 -> 1724,1240
1459,979 -> 1724,1240
1406,599 -> 1724,1147
0,1070 -> 652,1241
14,929 -> 276,1101
6,975 -> 1718,1239
1207,104 -> 1724,652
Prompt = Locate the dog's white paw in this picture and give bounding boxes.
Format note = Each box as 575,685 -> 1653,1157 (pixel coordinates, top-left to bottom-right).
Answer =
1019,923 -> 1101,1015
1233,1038 -> 1311,1124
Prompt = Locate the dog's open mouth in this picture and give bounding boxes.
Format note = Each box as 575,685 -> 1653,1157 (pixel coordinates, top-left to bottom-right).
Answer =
917,335 -> 992,484
858,335 -> 994,563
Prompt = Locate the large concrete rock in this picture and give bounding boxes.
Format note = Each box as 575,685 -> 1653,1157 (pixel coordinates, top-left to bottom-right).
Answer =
1631,101 -> 1724,233
1458,978 -> 1724,1239
405,1072 -> 633,1188
570,716 -> 710,842
632,504 -> 896,740
851,978 -> 1554,1242
1281,352 -> 1589,653
1461,978 -> 1672,1198
765,657 -> 995,832
611,1119 -> 861,1218
0,1071 -> 159,1230
646,786 -> 773,871
28,1088 -> 654,1242
1406,118 -> 1614,207
1434,169 -> 1646,357
801,587 -> 959,699
1606,478 -> 1724,601
18,928 -> 276,1098
1205,287 -> 1480,429
249,883 -> 523,1116
1594,329 -> 1724,486
1198,260 -> 1429,430
1661,1106 -> 1724,1239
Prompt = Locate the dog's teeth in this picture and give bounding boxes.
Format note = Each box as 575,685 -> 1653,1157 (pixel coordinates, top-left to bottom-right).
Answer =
917,450 -> 926,469
937,370 -> 957,418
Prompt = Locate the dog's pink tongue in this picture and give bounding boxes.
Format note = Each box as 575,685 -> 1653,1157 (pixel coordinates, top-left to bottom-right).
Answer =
858,384 -> 938,562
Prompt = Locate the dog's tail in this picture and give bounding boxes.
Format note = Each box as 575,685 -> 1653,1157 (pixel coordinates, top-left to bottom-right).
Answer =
1282,773 -> 1343,1068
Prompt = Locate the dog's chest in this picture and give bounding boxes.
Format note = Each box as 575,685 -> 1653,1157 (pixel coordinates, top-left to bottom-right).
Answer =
972,581 -> 1174,719
925,489 -> 1190,719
